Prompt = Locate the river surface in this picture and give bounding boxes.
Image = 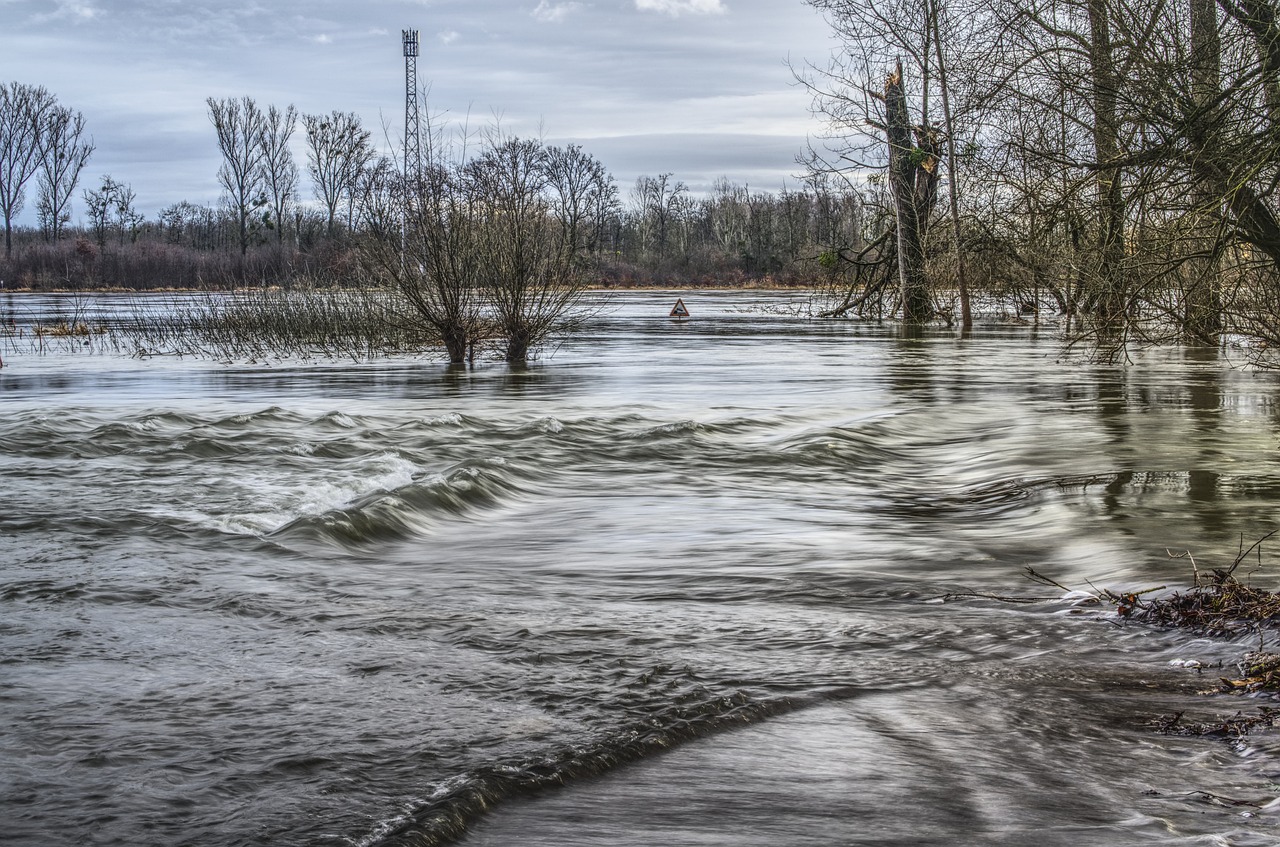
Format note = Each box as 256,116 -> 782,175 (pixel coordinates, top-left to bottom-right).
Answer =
4,290 -> 1280,846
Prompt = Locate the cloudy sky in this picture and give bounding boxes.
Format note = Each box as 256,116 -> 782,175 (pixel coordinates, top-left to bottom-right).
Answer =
2,0 -> 838,224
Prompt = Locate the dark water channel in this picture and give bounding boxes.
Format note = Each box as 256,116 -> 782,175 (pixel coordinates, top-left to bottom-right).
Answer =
4,291 -> 1280,846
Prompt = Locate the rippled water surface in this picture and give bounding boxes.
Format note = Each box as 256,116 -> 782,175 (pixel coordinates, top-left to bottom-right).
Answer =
5,291 -> 1280,846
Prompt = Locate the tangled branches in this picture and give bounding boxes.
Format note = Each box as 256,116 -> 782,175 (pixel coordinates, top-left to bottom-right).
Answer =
1116,533 -> 1280,635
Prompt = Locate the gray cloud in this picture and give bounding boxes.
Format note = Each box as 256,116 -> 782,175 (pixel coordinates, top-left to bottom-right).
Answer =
2,0 -> 833,223
570,132 -> 810,199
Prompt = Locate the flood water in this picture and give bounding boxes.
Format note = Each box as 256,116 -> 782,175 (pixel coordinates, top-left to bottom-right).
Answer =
4,290 -> 1280,846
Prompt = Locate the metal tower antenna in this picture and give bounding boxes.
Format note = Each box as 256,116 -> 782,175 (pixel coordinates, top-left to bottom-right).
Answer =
402,29 -> 422,185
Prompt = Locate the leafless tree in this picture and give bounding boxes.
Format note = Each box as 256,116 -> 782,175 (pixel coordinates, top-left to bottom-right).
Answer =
357,124 -> 486,364
631,173 -> 687,267
304,111 -> 375,236
36,105 -> 93,242
207,96 -> 267,255
353,155 -> 404,240
259,103 -> 298,244
467,135 -> 591,362
800,0 -> 978,324
0,82 -> 56,257
358,126 -> 597,364
544,143 -> 618,257
83,174 -> 121,247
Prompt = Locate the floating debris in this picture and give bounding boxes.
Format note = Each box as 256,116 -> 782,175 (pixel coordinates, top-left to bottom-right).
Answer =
1118,555 -> 1280,636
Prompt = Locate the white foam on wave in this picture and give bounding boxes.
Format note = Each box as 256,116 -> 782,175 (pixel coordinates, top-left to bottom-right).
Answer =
208,452 -> 421,536
535,416 -> 564,434
427,412 -> 463,426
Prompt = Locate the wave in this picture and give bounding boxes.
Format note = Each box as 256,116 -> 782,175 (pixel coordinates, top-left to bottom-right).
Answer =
268,458 -> 528,549
363,688 -> 811,847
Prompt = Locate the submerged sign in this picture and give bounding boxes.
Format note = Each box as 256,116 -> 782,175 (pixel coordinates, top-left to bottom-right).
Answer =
669,298 -> 690,318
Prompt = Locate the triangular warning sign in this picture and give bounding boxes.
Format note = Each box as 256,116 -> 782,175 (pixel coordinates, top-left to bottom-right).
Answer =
669,298 -> 690,318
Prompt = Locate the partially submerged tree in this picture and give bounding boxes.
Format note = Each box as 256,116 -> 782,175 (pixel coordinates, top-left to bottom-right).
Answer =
467,136 -> 591,362
800,0 -> 964,324
884,60 -> 939,324
359,159 -> 486,364
358,126 -> 604,363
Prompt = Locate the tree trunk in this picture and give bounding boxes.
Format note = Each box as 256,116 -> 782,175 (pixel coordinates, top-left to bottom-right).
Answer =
441,323 -> 470,364
927,0 -> 972,333
1086,0 -> 1127,328
1185,0 -> 1223,343
885,60 -> 936,324
1217,0 -> 1280,124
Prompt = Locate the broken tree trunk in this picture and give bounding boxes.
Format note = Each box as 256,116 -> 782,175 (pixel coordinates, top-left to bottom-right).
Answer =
884,60 -> 939,324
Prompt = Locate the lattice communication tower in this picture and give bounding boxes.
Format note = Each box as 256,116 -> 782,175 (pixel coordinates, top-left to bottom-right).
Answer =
402,29 -> 422,185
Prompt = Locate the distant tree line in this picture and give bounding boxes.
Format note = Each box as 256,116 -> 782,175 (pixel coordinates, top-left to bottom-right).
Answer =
0,82 -> 873,298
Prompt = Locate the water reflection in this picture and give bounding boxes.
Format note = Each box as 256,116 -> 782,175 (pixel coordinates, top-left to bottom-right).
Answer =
885,328 -> 935,402
1093,367 -> 1130,447
1084,348 -> 1245,541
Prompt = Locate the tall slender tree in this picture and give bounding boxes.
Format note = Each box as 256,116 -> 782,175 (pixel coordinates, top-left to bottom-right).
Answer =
36,105 -> 94,242
0,82 -> 56,257
207,95 -> 266,255
259,103 -> 298,244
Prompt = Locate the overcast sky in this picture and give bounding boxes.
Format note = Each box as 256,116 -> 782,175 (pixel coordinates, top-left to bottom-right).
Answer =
2,0 -> 838,225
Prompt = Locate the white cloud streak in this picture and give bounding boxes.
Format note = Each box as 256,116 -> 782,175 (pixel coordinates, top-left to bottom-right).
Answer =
532,1 -> 580,22
634,0 -> 726,16
33,0 -> 102,23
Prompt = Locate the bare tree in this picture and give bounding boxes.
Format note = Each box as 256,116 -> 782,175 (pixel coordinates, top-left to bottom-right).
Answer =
36,105 -> 93,242
631,173 -> 687,267
927,0 -> 972,331
884,60 -> 939,323
353,155 -> 404,240
1084,0 -> 1128,327
259,103 -> 298,244
544,143 -> 617,258
0,82 -> 56,257
83,174 -> 121,247
113,180 -> 142,245
304,111 -> 375,236
207,95 -> 266,255
359,127 -> 597,364
799,0 -> 954,323
1181,0 -> 1224,341
358,124 -> 486,364
468,136 -> 590,362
